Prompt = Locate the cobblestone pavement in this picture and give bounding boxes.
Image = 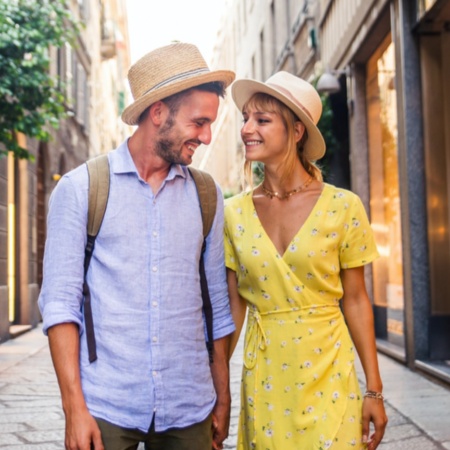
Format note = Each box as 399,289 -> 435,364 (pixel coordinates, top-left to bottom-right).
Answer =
1,325 -> 450,449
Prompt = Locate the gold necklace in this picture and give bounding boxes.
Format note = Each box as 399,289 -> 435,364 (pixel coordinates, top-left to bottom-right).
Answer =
261,176 -> 313,200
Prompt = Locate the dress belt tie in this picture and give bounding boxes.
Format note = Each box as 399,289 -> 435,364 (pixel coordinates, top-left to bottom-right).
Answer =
243,304 -> 341,370
244,309 -> 267,370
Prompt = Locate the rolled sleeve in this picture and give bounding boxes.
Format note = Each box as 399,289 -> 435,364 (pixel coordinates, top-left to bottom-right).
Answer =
38,168 -> 88,335
204,187 -> 235,340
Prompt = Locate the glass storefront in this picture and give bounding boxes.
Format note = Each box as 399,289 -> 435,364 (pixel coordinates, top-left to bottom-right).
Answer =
366,33 -> 405,349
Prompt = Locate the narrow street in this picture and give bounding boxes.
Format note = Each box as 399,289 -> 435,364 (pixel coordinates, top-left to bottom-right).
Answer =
0,325 -> 449,449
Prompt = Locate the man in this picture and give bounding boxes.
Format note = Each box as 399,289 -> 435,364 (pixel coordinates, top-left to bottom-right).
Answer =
38,42 -> 236,450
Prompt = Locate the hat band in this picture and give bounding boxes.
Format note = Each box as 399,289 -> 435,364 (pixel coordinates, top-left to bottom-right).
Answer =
268,82 -> 314,122
141,67 -> 211,97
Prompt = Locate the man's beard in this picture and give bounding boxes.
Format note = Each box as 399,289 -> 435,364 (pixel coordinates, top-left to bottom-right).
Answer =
155,137 -> 186,165
154,114 -> 189,165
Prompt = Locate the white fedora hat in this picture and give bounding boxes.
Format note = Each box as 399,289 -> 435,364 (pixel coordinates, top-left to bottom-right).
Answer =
231,71 -> 326,161
122,42 -> 236,126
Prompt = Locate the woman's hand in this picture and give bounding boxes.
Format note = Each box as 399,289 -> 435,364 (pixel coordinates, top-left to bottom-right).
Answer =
362,396 -> 388,449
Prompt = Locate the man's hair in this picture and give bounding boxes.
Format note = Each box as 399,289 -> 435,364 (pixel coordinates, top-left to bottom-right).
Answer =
137,81 -> 226,124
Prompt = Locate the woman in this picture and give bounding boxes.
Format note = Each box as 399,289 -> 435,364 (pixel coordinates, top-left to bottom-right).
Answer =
224,71 -> 387,449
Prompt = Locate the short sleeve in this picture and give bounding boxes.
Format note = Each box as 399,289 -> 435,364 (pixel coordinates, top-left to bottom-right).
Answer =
339,194 -> 379,269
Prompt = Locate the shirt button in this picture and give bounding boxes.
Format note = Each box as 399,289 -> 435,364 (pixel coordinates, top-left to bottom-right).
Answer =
152,371 -> 158,376
152,336 -> 157,342
152,266 -> 158,272
152,301 -> 158,307
152,231 -> 158,237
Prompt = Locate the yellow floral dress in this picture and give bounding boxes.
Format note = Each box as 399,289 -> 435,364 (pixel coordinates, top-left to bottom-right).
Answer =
224,184 -> 379,450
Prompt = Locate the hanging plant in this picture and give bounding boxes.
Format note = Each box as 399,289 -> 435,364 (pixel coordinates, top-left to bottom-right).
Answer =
0,0 -> 81,159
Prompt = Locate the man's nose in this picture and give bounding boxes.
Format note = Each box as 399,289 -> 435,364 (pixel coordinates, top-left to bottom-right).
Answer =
199,125 -> 212,145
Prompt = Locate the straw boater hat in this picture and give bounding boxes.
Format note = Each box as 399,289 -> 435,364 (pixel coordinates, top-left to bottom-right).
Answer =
231,71 -> 326,161
122,42 -> 236,125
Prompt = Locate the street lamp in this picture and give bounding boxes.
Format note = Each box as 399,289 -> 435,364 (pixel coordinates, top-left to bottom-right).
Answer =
316,67 -> 351,94
316,66 -> 355,116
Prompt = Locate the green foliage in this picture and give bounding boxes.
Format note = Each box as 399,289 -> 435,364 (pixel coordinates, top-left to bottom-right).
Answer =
316,95 -> 339,181
252,161 -> 264,185
313,78 -> 340,182
223,190 -> 236,199
0,0 -> 80,159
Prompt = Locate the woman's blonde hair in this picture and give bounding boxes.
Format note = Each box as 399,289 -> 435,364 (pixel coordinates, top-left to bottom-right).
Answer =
242,93 -> 322,188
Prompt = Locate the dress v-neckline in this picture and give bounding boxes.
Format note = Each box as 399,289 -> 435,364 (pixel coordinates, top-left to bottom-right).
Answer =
250,183 -> 328,258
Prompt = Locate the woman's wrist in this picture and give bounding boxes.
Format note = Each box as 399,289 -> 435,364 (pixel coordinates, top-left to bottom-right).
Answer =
365,379 -> 383,393
364,390 -> 384,401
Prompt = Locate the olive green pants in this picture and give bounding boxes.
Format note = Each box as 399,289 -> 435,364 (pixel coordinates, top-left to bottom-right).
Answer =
95,414 -> 212,450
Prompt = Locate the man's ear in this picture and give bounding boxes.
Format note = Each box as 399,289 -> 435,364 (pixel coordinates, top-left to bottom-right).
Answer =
294,121 -> 306,143
149,101 -> 167,126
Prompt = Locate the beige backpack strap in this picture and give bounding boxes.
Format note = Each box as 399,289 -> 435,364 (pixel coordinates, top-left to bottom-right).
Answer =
84,153 -> 110,363
188,166 -> 217,363
87,154 -> 110,238
188,167 -> 217,238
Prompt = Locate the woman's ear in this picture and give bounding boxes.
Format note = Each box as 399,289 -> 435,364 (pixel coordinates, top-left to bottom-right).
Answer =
294,121 -> 306,143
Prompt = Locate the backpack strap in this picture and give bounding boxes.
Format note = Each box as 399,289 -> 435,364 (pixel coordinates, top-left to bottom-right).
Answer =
87,154 -> 110,238
188,167 -> 217,238
188,167 -> 217,363
82,160 -> 217,365
84,154 -> 110,363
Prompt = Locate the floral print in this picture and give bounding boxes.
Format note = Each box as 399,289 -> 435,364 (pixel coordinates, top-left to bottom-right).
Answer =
224,184 -> 379,449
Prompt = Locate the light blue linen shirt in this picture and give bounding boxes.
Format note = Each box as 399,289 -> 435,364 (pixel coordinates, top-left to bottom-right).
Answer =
38,139 -> 235,432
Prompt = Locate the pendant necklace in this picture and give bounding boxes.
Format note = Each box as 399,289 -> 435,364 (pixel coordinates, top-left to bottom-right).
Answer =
261,176 -> 313,200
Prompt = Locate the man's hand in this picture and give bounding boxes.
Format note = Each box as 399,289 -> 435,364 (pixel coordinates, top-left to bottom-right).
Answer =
209,335 -> 232,450
48,324 -> 104,450
211,399 -> 231,450
64,407 -> 104,450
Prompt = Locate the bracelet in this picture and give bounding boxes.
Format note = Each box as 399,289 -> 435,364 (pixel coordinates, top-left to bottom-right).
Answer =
364,390 -> 384,401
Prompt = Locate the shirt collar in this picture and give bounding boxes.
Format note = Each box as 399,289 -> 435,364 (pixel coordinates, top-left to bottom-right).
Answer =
109,139 -> 188,181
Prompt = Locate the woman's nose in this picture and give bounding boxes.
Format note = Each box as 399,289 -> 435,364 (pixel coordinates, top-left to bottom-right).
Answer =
241,119 -> 254,134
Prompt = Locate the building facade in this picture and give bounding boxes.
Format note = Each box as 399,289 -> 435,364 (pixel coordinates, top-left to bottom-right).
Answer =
210,0 -> 450,385
0,0 -> 131,343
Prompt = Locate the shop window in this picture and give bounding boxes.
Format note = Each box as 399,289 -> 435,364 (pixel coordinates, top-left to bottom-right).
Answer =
420,25 -> 450,318
366,33 -> 405,349
56,45 -> 89,133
